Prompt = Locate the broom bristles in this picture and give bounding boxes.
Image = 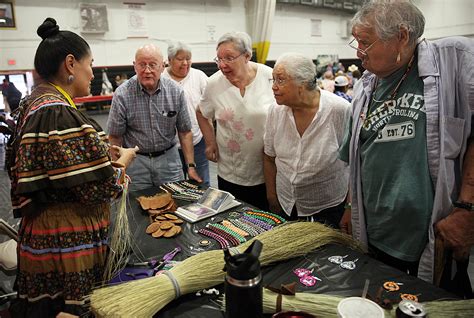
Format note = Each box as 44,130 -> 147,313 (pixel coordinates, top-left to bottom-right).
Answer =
261,289 -> 474,318
91,222 -> 362,317
103,181 -> 133,283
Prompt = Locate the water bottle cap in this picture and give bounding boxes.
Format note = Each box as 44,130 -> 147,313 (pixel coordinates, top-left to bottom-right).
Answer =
224,240 -> 262,280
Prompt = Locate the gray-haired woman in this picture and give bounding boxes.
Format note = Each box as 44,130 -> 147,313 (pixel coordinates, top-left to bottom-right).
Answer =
339,1 -> 474,286
197,31 -> 275,210
264,53 -> 350,228
163,41 -> 210,185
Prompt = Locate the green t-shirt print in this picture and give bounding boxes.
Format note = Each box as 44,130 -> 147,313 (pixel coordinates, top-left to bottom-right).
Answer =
359,57 -> 434,262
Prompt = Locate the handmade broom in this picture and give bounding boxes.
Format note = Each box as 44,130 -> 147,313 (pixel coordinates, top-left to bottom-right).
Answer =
261,288 -> 474,318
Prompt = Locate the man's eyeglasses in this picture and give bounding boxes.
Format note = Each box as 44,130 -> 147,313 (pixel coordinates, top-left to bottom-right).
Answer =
348,38 -> 379,56
214,53 -> 244,65
270,78 -> 289,87
136,62 -> 161,71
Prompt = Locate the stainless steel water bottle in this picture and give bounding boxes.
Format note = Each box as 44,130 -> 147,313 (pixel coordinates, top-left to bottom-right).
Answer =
224,240 -> 263,318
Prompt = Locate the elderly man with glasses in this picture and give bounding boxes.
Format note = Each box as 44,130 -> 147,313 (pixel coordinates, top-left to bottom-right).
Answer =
339,1 -> 473,293
108,44 -> 202,191
196,31 -> 275,210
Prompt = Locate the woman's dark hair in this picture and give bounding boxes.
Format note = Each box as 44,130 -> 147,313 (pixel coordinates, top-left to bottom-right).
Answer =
34,18 -> 91,80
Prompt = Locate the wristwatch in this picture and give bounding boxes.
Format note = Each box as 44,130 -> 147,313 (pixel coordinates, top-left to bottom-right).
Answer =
452,201 -> 474,211
187,163 -> 196,168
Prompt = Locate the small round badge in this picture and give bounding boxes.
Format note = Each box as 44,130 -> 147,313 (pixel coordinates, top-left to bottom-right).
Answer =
199,239 -> 211,247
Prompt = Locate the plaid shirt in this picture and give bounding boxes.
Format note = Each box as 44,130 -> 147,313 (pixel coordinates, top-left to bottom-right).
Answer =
107,75 -> 191,152
334,90 -> 353,103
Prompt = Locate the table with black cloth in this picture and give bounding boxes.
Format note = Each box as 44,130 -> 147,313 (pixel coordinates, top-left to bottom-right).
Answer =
120,186 -> 458,318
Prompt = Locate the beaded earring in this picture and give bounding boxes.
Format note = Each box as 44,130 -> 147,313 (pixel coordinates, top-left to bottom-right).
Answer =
340,258 -> 358,270
328,255 -> 348,265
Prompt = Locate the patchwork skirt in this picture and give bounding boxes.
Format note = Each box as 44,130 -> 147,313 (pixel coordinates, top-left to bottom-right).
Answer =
13,202 -> 110,316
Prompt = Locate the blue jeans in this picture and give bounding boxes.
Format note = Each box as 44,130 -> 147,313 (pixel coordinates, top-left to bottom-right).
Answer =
178,138 -> 210,186
127,146 -> 184,192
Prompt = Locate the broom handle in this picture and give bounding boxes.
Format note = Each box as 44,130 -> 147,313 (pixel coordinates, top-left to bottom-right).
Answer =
433,236 -> 446,287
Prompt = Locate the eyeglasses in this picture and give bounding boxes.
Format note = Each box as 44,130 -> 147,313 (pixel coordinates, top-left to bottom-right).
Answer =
213,53 -> 244,65
270,77 -> 290,87
136,62 -> 161,71
348,38 -> 380,56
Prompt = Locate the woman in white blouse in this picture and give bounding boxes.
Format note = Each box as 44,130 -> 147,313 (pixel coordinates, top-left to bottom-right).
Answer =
263,53 -> 350,228
197,31 -> 274,210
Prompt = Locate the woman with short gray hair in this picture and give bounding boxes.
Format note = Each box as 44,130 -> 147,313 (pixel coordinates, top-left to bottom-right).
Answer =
162,41 -> 210,185
264,52 -> 350,228
339,0 -> 473,288
197,31 -> 274,210
216,31 -> 253,57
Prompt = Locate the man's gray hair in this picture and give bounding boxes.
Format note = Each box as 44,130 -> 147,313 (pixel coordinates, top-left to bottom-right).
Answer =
275,53 -> 318,91
351,1 -> 425,47
167,41 -> 192,60
217,31 -> 253,58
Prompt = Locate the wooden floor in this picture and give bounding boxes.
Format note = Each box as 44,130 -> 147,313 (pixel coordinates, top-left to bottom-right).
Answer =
0,111 -> 472,292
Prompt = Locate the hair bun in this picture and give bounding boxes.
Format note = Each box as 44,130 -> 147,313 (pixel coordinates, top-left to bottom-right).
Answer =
37,18 -> 60,40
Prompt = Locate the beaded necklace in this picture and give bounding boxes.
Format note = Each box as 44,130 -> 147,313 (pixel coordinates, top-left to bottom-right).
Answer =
238,218 -> 267,234
222,220 -> 249,237
208,224 -> 246,244
244,209 -> 287,223
228,219 -> 260,237
241,215 -> 273,231
245,211 -> 282,224
363,54 -> 415,125
198,228 -> 230,249
207,225 -> 241,246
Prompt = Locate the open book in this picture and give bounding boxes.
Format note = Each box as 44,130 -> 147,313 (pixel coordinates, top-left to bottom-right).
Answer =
175,187 -> 241,223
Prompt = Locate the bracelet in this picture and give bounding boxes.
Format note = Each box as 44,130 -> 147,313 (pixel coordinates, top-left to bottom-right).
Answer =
453,201 -> 474,211
209,223 -> 246,244
344,202 -> 352,209
198,228 -> 230,249
222,220 -> 249,237
228,219 -> 260,237
245,209 -> 287,223
241,215 -> 273,231
238,218 -> 267,234
244,212 -> 277,225
207,225 -> 241,246
245,211 -> 282,224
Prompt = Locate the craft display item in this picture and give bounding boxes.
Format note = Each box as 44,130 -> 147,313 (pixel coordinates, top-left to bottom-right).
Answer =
160,181 -> 205,201
400,293 -> 419,303
293,268 -> 321,287
137,192 -> 177,217
293,268 -> 312,278
383,281 -> 402,292
339,258 -> 358,270
90,222 -> 363,317
145,214 -> 184,239
327,255 -> 358,270
328,255 -> 348,265
199,240 -> 211,247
